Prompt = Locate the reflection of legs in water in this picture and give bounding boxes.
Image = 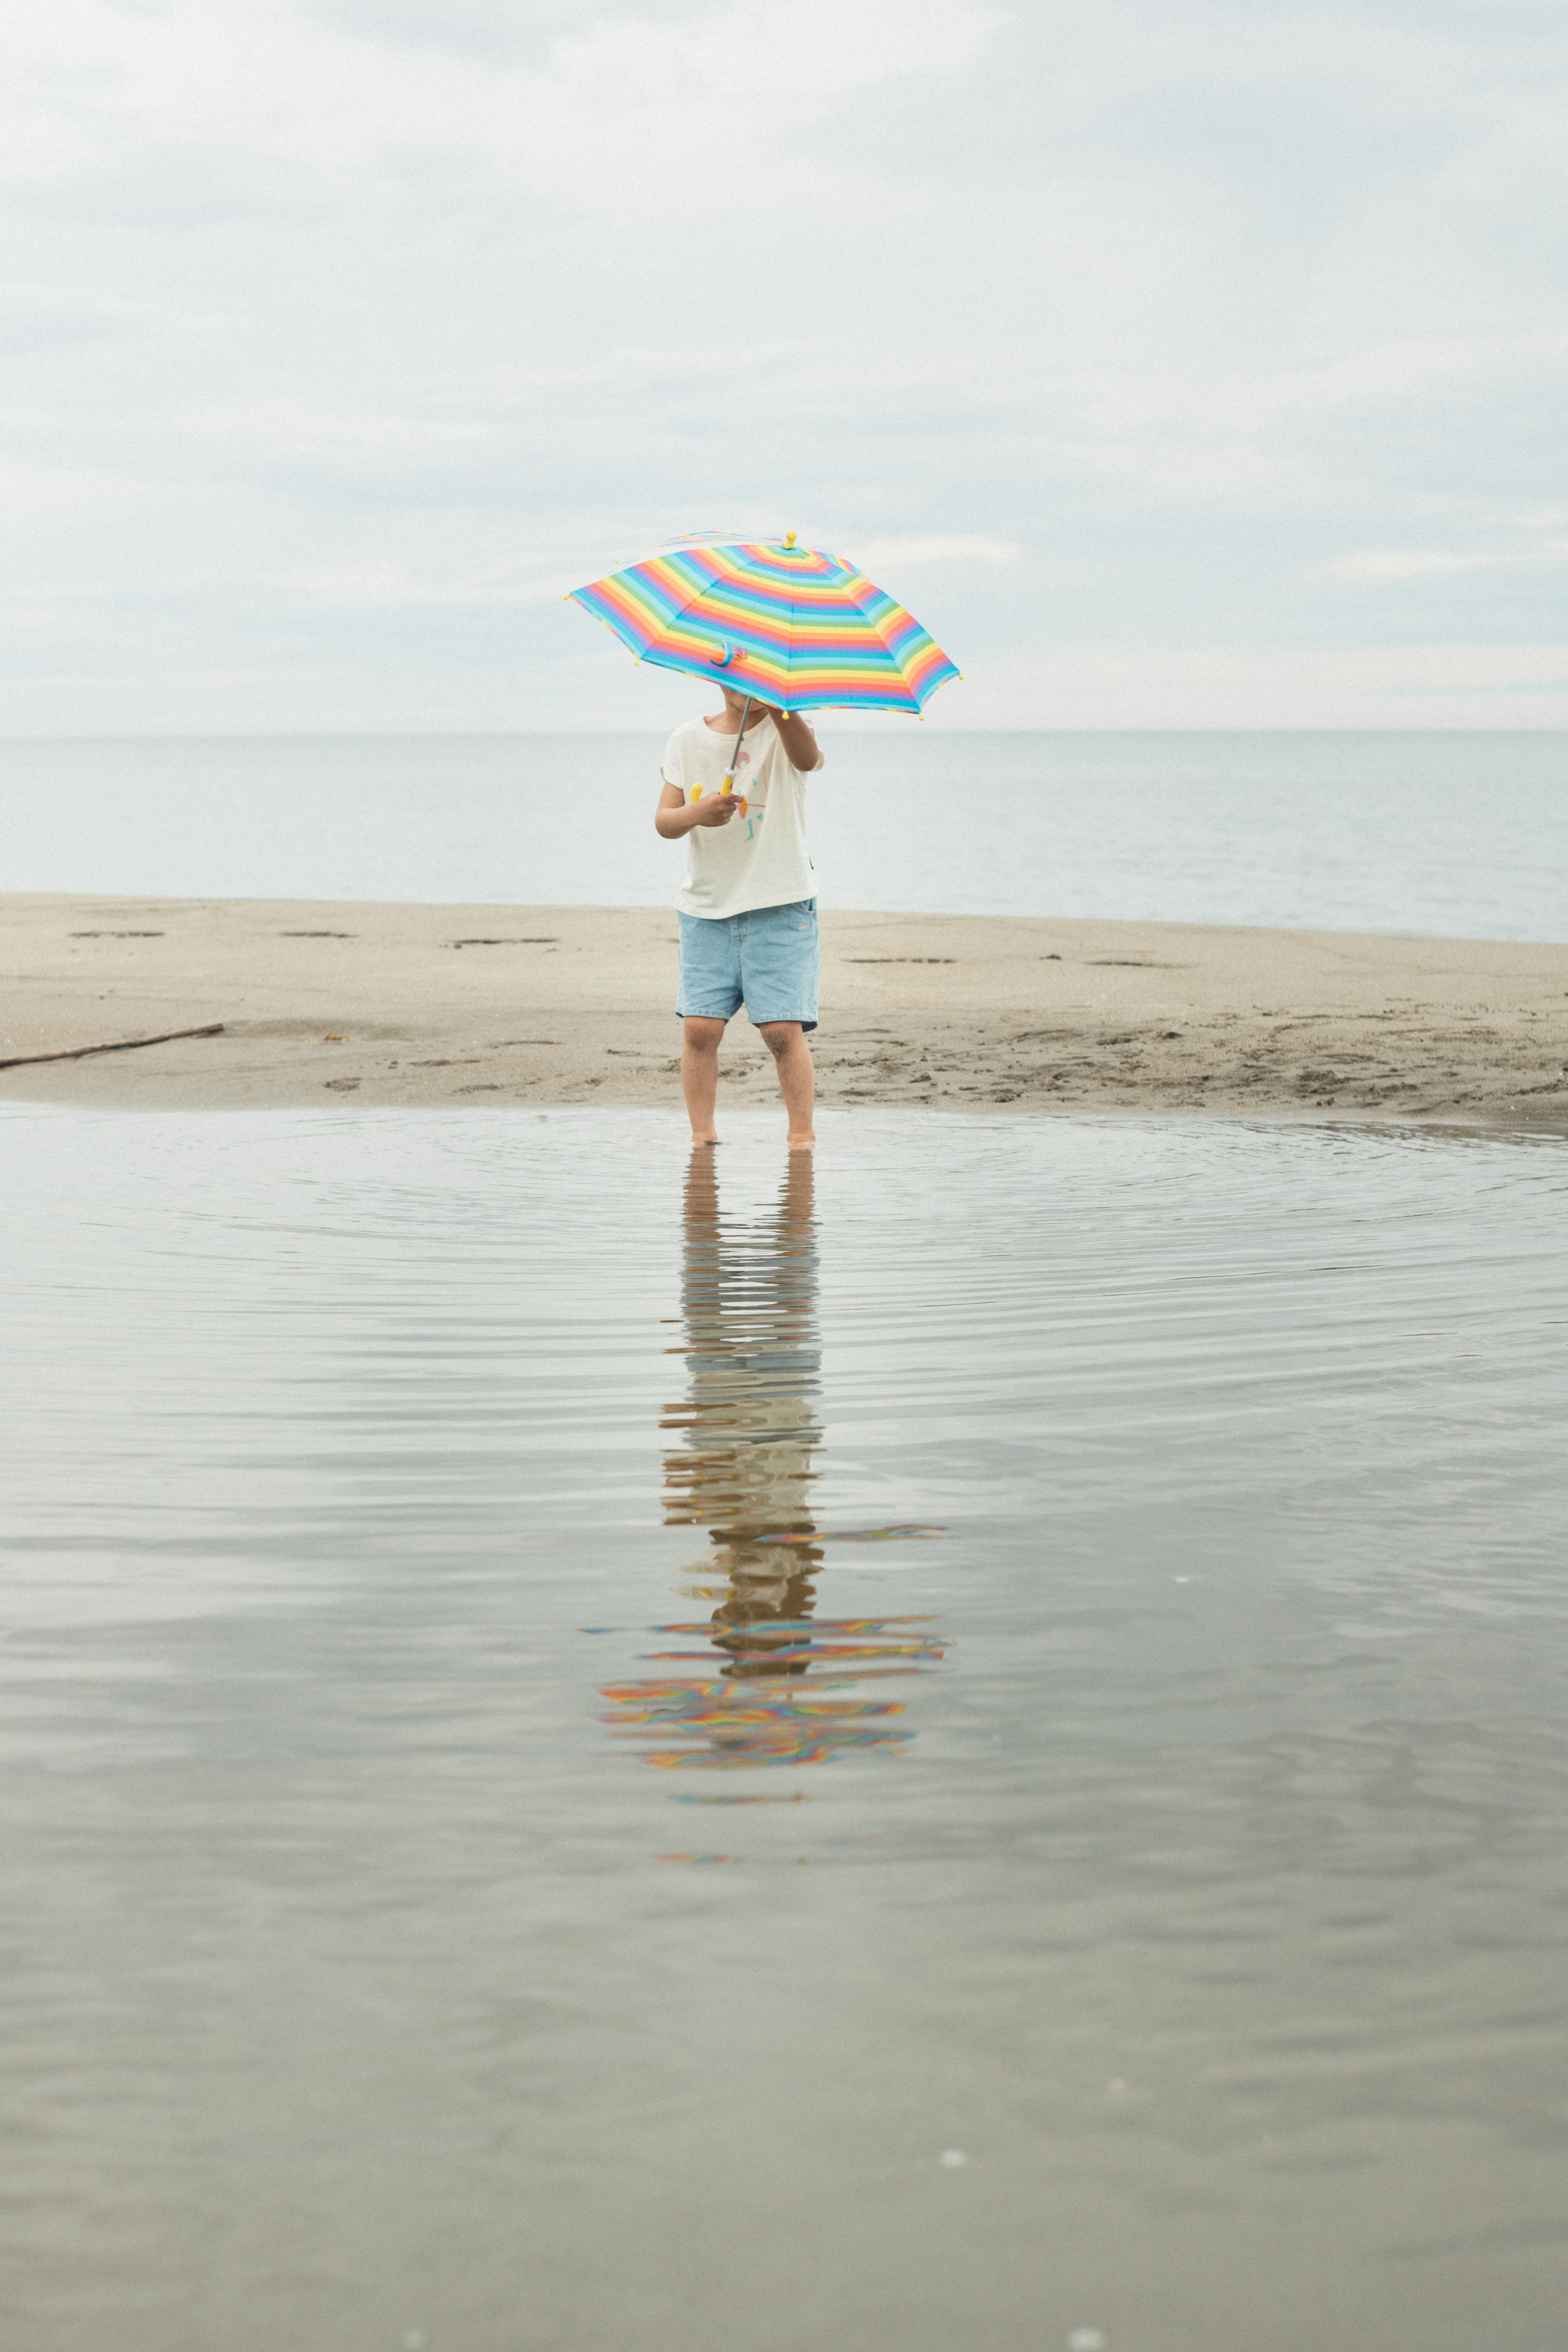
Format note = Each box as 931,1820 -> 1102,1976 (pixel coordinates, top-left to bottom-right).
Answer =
711,1546 -> 823,1677
664,1147 -> 822,1667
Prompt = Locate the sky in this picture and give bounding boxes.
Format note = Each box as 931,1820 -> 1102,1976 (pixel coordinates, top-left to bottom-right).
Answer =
2,0 -> 1565,732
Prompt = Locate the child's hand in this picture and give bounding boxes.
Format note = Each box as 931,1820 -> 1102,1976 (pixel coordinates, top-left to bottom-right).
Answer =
691,791 -> 741,826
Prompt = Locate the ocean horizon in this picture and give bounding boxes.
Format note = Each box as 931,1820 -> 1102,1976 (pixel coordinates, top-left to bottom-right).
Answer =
5,729 -> 1566,942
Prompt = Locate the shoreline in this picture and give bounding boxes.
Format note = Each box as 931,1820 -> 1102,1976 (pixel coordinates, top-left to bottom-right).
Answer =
3,893 -> 1566,1131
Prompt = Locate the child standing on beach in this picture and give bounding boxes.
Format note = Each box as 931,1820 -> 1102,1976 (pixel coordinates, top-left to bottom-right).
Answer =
655,686 -> 824,1150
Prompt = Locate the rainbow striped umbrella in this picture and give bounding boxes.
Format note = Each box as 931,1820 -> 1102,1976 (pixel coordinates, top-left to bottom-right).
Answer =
568,533 -> 959,720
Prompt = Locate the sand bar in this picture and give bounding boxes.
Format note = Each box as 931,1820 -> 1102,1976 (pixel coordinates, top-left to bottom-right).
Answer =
3,893 -> 1566,1129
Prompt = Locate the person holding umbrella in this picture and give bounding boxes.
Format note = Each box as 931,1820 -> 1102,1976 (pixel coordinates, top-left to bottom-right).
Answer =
654,681 -> 824,1150
568,533 -> 958,1149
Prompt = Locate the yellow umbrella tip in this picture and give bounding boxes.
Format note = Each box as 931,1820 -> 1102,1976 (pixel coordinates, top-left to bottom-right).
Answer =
784,531 -> 797,548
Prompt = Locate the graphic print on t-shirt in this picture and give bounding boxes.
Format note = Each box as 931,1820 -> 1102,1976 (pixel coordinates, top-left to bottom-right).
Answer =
693,738 -> 769,836
731,742 -> 766,834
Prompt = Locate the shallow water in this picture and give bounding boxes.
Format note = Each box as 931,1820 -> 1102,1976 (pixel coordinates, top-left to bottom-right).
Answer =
4,1105 -> 1568,2352
5,729 -> 1567,938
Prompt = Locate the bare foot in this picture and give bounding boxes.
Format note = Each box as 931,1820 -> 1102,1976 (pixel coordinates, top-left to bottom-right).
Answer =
787,1132 -> 815,1152
690,1129 -> 719,1146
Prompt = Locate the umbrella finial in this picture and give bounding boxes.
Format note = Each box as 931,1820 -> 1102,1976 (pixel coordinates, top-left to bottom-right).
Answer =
784,531 -> 797,548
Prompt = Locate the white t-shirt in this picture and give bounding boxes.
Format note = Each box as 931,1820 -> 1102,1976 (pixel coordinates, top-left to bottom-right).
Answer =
661,715 -> 823,920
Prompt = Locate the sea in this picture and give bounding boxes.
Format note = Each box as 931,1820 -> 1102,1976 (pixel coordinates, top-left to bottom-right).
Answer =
4,1104 -> 1568,2351
4,730 -> 1566,938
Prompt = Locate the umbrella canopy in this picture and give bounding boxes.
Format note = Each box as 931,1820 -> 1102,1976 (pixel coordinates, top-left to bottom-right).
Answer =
568,535 -> 959,716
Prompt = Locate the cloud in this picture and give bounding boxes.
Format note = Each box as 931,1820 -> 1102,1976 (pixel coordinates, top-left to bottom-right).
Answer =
0,456 -> 148,522
964,642 -> 1568,731
438,344 -> 810,404
0,281 -> 229,357
849,534 -> 1023,572
275,557 -> 564,608
182,397 -> 496,467
1325,535 -> 1568,581
549,0 -> 1002,107
1326,550 -> 1504,582
0,0 -> 1003,218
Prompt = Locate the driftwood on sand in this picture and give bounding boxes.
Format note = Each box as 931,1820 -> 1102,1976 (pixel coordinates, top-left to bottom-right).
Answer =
0,1022 -> 224,1071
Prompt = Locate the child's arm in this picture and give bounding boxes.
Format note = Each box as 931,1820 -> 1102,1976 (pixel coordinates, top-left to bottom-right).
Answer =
759,707 -> 820,771
655,780 -> 740,838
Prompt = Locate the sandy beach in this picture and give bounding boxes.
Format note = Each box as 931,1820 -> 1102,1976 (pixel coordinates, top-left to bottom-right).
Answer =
3,891 -> 1566,1129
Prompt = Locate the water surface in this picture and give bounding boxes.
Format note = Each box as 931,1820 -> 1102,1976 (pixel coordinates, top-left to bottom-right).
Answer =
4,1105 -> 1567,2351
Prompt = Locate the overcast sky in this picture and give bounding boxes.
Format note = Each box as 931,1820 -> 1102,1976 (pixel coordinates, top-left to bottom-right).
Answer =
3,0 -> 1565,731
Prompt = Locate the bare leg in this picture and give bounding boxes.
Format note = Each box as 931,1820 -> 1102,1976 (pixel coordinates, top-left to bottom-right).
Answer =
682,1016 -> 726,1142
759,1022 -> 815,1148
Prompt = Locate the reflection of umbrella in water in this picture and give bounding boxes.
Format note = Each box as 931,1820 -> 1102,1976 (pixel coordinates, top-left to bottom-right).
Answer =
569,531 -> 960,806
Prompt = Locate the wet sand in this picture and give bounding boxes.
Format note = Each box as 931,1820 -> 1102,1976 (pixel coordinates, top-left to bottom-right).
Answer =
3,893 -> 1566,1129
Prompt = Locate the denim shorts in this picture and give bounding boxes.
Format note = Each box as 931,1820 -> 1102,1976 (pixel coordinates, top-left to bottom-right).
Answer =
677,898 -> 820,1031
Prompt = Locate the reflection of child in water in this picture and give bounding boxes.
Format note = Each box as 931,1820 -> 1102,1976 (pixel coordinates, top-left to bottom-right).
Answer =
612,1148 -> 929,1774
708,1540 -> 824,1679
662,1148 -> 822,1671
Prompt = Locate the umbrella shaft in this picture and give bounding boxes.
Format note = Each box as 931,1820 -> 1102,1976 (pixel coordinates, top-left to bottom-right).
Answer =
722,695 -> 753,791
